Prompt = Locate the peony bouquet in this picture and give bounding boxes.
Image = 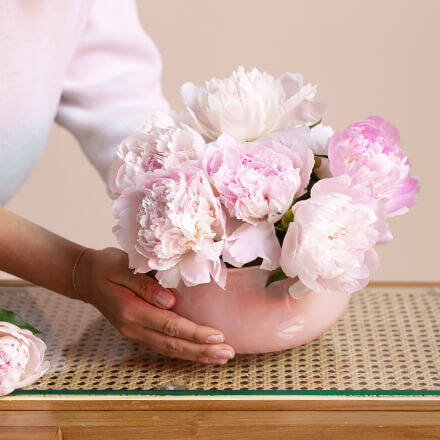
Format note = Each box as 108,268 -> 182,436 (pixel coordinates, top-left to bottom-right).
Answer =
110,67 -> 419,299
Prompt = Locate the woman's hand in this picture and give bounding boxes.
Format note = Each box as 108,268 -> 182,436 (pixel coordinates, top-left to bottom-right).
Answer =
0,209 -> 234,364
75,247 -> 235,364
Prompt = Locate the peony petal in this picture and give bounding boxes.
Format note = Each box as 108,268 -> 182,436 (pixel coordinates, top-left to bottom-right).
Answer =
309,123 -> 334,155
279,222 -> 300,277
223,222 -> 281,270
179,252 -> 212,287
108,155 -> 123,198
111,190 -> 143,219
17,361 -> 50,389
209,259 -> 227,289
156,266 -> 182,288
266,127 -> 310,145
272,78 -> 325,130
377,229 -> 393,244
279,72 -> 304,98
310,174 -> 353,198
364,248 -> 380,273
288,280 -> 311,299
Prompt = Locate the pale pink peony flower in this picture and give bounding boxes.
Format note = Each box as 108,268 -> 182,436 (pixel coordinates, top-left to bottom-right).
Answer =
328,116 -> 419,216
181,66 -> 324,141
202,133 -> 307,270
203,134 -> 304,224
280,175 -> 383,297
0,322 -> 49,396
108,111 -> 205,198
112,166 -> 227,288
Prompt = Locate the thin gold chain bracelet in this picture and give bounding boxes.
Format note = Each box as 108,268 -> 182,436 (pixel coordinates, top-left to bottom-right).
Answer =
72,247 -> 89,295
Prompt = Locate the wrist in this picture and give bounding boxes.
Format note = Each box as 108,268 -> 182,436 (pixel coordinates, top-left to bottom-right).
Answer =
72,247 -> 100,304
72,247 -> 89,301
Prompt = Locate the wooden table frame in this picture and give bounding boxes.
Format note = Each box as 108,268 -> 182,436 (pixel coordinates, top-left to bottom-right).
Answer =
1,280 -> 439,438
1,396 -> 440,439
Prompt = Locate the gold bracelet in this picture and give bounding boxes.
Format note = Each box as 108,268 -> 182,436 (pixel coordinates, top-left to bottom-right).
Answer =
72,247 -> 89,295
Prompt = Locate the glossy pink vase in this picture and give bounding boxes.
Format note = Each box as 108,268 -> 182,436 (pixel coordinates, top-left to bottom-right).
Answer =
172,266 -> 351,354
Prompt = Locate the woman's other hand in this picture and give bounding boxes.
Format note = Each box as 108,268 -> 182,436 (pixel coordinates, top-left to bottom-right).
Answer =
75,247 -> 235,364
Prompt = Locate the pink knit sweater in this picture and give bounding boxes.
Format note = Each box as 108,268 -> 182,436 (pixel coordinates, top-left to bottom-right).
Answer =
0,0 -> 169,204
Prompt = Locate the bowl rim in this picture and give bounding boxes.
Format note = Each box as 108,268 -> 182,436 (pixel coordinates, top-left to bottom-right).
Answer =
225,265 -> 269,274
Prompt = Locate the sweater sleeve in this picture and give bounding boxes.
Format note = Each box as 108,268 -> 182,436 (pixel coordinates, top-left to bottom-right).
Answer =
55,0 -> 169,184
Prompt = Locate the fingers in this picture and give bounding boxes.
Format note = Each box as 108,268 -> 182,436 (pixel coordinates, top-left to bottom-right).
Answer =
121,270 -> 176,310
112,283 -> 228,346
96,249 -> 235,364
134,298 -> 228,345
127,324 -> 235,364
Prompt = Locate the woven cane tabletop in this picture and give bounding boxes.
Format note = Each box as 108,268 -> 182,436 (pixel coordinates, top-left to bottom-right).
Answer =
0,284 -> 439,394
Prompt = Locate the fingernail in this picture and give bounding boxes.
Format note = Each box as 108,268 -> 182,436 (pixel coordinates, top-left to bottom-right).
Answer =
156,290 -> 174,308
215,350 -> 234,359
208,358 -> 228,365
206,334 -> 224,343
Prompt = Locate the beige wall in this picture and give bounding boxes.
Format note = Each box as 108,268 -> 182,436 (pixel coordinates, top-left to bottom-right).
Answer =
6,0 -> 440,281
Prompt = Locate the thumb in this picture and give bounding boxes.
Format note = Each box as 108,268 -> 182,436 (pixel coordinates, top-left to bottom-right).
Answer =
122,269 -> 176,310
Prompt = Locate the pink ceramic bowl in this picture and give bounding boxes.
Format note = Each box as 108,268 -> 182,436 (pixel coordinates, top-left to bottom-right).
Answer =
172,266 -> 350,354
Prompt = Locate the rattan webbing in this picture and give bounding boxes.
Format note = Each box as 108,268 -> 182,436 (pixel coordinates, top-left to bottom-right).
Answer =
0,285 -> 439,391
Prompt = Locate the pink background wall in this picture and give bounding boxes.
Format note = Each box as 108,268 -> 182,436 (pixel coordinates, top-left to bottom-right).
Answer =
6,0 -> 439,281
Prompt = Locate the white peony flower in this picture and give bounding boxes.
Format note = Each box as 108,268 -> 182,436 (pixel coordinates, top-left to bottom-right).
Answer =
0,322 -> 49,396
181,66 -> 324,141
280,176 -> 384,297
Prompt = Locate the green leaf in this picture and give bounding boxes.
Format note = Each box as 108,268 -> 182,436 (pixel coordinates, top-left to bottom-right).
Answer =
280,209 -> 294,231
266,267 -> 288,287
313,156 -> 321,170
0,308 -> 41,334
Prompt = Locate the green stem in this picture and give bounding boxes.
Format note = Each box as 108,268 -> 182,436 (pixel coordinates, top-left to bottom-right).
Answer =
309,119 -> 322,129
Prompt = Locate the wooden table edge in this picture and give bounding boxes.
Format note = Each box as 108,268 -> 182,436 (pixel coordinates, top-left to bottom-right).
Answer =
1,395 -> 440,411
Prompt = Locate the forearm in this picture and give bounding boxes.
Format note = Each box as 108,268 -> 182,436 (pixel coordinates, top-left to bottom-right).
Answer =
0,208 -> 236,364
0,207 -> 85,299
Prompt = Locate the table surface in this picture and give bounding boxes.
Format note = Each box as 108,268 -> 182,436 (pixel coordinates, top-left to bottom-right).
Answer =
0,282 -> 439,398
